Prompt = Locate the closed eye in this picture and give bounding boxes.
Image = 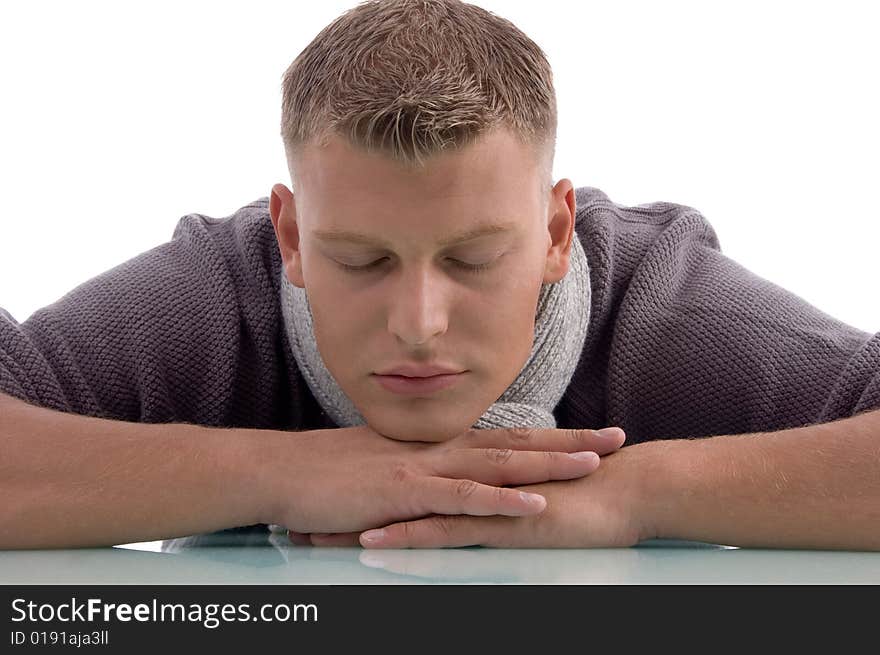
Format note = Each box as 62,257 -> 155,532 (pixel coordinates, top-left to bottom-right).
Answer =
335,258 -> 495,274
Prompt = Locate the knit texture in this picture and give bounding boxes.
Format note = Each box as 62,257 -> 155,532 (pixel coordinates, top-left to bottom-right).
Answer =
2,187 -> 878,449
278,228 -> 590,430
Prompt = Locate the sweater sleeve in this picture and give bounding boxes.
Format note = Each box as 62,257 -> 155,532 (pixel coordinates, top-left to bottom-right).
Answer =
607,210 -> 880,443
0,202 -> 289,427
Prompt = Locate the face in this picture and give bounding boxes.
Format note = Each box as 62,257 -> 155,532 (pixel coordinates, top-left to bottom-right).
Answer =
269,128 -> 576,442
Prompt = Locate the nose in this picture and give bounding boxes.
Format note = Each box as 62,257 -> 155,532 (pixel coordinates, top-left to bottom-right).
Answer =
386,265 -> 449,346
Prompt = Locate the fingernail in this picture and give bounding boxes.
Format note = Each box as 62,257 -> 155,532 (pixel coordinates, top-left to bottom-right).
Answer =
596,427 -> 624,438
361,528 -> 386,544
520,491 -> 546,508
569,450 -> 599,462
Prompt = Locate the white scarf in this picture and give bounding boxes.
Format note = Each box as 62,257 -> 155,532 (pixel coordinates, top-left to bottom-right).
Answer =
279,230 -> 591,430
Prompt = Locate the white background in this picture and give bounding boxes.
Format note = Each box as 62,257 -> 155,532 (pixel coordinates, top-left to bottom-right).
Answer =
1,0 -> 878,330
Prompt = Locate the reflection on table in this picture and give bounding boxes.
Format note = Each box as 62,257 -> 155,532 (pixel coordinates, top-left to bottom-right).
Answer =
1,526 -> 878,584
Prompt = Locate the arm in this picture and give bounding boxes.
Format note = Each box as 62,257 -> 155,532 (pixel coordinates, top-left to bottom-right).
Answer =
0,391 -> 622,550
0,391 -> 261,549
347,411 -> 879,550
643,408 -> 880,550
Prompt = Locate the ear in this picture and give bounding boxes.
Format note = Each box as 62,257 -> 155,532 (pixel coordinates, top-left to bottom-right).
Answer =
269,183 -> 305,288
542,179 -> 577,284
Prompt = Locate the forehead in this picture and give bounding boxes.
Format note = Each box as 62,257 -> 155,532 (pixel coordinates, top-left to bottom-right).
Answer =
310,220 -> 519,250
294,130 -> 543,237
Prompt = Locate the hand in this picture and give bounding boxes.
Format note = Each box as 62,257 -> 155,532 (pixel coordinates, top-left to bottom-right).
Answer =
355,440 -> 652,548
278,428 -> 625,548
258,424 -> 626,537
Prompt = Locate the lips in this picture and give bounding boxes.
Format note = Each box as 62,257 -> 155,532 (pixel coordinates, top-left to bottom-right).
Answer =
373,371 -> 465,395
375,363 -> 465,378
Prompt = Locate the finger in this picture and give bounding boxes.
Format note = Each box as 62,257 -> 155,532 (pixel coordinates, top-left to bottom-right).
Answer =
286,530 -> 313,546
416,476 -> 547,517
437,447 -> 600,485
287,531 -> 362,547
457,426 -> 626,455
308,532 -> 362,547
360,514 -> 511,549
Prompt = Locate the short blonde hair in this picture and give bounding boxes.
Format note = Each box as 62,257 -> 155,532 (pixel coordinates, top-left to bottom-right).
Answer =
280,0 -> 557,192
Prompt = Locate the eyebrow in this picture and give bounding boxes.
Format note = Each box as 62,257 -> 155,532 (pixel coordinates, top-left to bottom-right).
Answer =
311,222 -> 517,248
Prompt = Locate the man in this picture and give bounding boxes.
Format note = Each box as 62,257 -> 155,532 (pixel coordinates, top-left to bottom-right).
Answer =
1,0 -> 878,550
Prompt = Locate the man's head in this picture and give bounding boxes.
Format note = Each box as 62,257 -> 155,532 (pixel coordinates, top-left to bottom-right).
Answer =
269,0 -> 577,442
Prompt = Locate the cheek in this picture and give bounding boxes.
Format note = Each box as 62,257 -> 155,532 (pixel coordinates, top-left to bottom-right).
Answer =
303,285 -> 363,367
302,260 -> 367,332
477,285 -> 542,369
488,269 -> 543,328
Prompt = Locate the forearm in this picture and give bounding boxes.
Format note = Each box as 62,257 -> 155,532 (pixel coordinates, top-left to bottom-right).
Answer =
0,392 -> 264,549
642,409 -> 880,550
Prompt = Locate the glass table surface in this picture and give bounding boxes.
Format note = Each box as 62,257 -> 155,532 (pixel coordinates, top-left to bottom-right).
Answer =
2,526 -> 878,584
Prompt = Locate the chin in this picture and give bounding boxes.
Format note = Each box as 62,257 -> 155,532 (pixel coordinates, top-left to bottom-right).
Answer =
362,407 -> 480,443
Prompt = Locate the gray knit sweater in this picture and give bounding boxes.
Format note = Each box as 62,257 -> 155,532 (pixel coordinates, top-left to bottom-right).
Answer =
2,187 -> 878,445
